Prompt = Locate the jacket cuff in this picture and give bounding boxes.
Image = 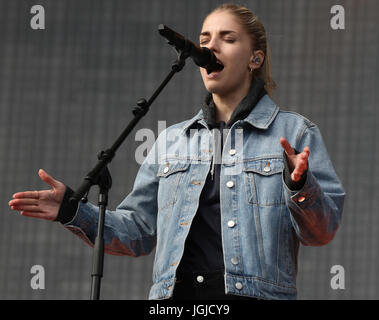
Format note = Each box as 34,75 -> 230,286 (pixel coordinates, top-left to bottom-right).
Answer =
54,185 -> 79,224
283,150 -> 307,191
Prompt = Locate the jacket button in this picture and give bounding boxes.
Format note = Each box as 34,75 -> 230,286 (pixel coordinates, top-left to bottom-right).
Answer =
229,149 -> 236,156
263,162 -> 271,172
298,196 -> 306,203
163,166 -> 169,174
196,275 -> 204,283
226,181 -> 234,188
235,282 -> 243,290
227,220 -> 236,228
231,257 -> 238,265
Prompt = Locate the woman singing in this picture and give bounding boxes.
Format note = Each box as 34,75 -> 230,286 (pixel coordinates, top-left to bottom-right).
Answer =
9,3 -> 345,300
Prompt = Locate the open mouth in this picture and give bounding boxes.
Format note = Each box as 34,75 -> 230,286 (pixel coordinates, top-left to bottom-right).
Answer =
206,60 -> 224,75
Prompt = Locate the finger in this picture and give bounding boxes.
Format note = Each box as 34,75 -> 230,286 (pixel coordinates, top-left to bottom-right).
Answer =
12,190 -> 40,199
298,152 -> 309,171
280,137 -> 295,156
11,205 -> 41,212
9,198 -> 39,206
292,168 -> 304,181
291,172 -> 300,182
302,146 -> 310,158
300,153 -> 308,161
292,166 -> 305,181
298,155 -> 308,168
38,169 -> 60,189
21,211 -> 53,220
292,161 -> 303,180
292,159 -> 308,181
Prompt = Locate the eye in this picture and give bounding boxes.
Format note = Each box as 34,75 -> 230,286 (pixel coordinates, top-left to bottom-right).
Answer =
199,39 -> 209,45
225,38 -> 235,43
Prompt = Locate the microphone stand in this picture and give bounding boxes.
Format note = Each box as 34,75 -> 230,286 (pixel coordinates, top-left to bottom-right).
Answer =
70,36 -> 193,300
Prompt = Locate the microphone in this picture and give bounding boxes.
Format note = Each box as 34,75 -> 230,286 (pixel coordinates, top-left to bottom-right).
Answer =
158,24 -> 223,74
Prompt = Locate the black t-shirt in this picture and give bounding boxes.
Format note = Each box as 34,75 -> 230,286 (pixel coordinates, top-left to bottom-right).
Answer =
176,121 -> 226,274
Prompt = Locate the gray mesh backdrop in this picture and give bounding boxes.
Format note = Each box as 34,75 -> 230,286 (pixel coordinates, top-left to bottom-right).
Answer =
0,0 -> 378,299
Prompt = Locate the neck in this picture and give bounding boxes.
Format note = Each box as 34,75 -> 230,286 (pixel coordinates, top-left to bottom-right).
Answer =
212,80 -> 251,123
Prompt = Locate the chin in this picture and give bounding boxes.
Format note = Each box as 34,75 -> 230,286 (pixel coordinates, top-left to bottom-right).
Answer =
200,72 -> 223,94
203,81 -> 226,95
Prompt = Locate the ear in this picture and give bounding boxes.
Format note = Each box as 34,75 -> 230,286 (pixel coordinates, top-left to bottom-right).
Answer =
249,50 -> 265,71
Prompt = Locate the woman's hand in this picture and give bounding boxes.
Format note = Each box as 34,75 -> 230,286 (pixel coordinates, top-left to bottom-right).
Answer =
8,169 -> 66,221
280,137 -> 310,182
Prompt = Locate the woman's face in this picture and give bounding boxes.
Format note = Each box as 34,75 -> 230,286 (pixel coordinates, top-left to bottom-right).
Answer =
199,10 -> 254,96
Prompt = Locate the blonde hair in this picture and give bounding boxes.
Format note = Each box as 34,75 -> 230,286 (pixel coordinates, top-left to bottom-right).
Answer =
206,3 -> 277,96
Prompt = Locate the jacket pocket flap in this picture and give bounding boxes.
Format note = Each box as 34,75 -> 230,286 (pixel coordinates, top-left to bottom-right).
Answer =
243,157 -> 284,176
157,161 -> 190,177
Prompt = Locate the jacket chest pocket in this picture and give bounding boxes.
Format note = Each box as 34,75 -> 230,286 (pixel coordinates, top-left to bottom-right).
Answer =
157,160 -> 190,211
243,157 -> 285,206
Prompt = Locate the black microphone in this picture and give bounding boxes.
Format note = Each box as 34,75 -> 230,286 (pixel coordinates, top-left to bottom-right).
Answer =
158,24 -> 223,74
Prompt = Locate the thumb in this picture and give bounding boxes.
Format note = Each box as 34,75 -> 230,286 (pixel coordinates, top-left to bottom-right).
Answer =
280,137 -> 295,156
38,169 -> 60,189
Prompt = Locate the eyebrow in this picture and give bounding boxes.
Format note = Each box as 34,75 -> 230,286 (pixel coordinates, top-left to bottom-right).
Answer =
199,30 -> 238,37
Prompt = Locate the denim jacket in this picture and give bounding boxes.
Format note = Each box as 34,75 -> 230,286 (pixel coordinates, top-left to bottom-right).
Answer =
64,94 -> 345,300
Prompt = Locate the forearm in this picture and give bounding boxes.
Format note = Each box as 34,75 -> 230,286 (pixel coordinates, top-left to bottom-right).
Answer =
56,160 -> 159,257
283,169 -> 345,246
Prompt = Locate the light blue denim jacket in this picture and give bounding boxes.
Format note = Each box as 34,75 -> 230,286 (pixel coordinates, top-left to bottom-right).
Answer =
64,94 -> 345,300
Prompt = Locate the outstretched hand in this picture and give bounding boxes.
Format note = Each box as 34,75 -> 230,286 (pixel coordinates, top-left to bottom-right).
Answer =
8,169 -> 66,221
280,137 -> 310,182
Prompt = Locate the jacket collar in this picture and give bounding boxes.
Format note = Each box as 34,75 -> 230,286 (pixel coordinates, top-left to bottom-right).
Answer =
243,94 -> 279,129
180,81 -> 279,135
202,78 -> 267,129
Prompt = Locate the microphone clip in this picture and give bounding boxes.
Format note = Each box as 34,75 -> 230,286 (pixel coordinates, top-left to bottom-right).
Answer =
171,39 -> 191,72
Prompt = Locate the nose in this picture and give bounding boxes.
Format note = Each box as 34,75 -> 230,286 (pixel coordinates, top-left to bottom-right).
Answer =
206,36 -> 219,53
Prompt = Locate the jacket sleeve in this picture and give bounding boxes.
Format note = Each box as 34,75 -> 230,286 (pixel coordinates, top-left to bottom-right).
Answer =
62,140 -> 160,257
283,124 -> 345,246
